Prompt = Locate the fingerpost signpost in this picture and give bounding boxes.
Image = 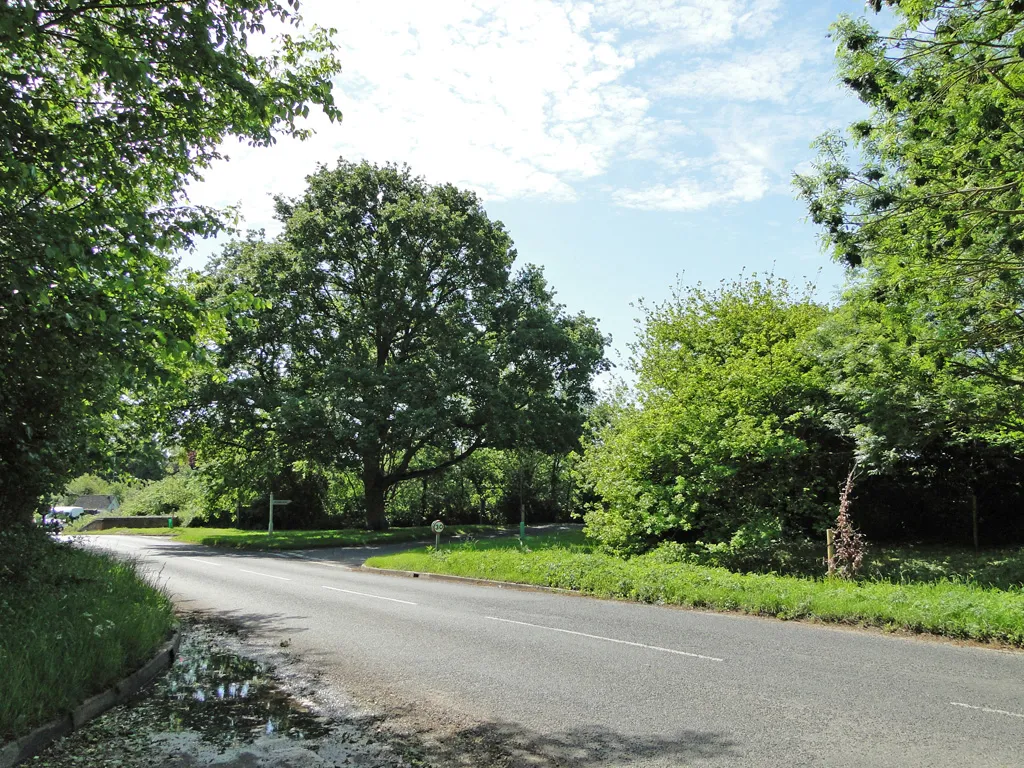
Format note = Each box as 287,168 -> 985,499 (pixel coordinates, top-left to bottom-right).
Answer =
268,493 -> 292,534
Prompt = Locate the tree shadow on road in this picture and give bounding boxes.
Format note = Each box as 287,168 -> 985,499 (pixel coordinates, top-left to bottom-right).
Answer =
149,611 -> 740,766
172,605 -> 314,643
359,703 -> 740,767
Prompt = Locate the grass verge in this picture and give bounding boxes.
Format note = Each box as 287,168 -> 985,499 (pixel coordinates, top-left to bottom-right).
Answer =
0,526 -> 175,742
72,524 -> 508,550
366,533 -> 1024,646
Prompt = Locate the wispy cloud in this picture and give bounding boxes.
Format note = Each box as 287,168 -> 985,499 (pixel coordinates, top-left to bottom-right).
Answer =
657,45 -> 816,103
184,0 -> 846,228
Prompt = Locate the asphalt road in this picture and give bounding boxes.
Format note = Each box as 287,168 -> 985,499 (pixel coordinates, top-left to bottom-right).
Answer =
80,535 -> 1024,767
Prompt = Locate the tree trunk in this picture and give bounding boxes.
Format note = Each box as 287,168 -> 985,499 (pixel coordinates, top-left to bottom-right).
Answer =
365,480 -> 389,531
363,458 -> 389,531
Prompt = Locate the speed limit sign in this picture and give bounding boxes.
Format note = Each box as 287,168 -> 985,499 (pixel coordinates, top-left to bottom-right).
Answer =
431,520 -> 444,534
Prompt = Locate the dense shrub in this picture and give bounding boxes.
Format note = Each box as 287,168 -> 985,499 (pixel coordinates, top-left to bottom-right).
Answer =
581,278 -> 851,555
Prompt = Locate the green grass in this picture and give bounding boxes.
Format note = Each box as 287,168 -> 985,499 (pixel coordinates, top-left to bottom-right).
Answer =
862,545 -> 1024,591
366,533 -> 1024,646
0,527 -> 176,742
73,524 -> 508,550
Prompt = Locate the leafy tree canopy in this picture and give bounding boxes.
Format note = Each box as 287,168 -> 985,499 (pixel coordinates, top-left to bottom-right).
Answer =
581,277 -> 848,554
796,0 -> 1024,454
188,160 -> 608,529
0,0 -> 341,525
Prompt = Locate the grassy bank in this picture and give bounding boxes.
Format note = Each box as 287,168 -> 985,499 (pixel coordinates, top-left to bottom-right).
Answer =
0,527 -> 175,742
73,524 -> 507,550
366,533 -> 1024,646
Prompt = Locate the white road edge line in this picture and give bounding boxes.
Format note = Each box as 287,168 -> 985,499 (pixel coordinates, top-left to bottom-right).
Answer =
238,568 -> 291,581
182,557 -> 224,568
321,586 -> 416,605
485,617 -> 724,662
951,702 -> 1024,720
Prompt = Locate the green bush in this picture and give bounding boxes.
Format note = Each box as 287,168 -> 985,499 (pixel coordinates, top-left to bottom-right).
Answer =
57,473 -> 117,505
580,278 -> 850,556
120,472 -> 204,524
649,523 -> 822,578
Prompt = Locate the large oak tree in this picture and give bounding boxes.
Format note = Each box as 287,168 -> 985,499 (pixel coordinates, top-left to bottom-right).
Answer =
192,160 -> 607,530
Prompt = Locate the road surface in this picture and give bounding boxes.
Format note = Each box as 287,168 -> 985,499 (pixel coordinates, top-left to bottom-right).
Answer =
80,535 -> 1023,767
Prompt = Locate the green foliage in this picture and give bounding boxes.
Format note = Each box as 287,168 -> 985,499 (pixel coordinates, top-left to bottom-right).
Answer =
190,159 -> 607,530
0,526 -> 175,739
382,448 -> 585,527
369,535 -> 1024,646
0,1 -> 341,527
58,473 -> 117,505
119,472 -> 205,524
76,523 -> 507,550
796,0 -> 1024,454
581,277 -> 849,554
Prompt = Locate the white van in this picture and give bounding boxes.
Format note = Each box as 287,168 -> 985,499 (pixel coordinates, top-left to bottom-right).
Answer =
50,506 -> 85,520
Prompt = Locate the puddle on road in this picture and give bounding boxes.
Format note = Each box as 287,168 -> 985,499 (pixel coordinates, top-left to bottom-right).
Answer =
28,623 -> 412,768
137,631 -> 330,746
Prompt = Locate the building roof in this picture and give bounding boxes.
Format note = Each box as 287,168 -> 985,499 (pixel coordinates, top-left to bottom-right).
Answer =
72,494 -> 117,511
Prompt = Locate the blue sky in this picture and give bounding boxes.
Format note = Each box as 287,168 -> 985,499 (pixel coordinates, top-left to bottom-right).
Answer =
180,0 -> 878,373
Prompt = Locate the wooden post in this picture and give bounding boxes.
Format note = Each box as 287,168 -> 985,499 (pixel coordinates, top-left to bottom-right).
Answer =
826,528 -> 835,571
971,493 -> 979,550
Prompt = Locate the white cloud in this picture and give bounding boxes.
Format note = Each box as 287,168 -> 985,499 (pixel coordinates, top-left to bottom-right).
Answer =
659,46 -> 812,103
612,157 -> 769,211
596,0 -> 781,56
610,104 -> 836,212
182,0 -> 843,232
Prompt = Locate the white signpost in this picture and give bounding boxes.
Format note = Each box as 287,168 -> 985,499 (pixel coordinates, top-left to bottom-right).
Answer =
431,519 -> 444,550
268,492 -> 291,534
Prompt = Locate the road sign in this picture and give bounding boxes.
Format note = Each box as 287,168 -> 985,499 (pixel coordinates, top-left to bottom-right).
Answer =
431,520 -> 445,534
268,492 -> 292,533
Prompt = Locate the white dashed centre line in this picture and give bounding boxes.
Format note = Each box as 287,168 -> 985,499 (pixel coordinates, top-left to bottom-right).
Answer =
182,557 -> 224,567
321,586 -> 416,605
238,569 -> 291,581
485,616 -> 724,662
951,702 -> 1024,720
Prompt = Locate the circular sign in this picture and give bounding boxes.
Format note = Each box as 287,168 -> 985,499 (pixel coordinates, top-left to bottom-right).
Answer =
431,520 -> 445,534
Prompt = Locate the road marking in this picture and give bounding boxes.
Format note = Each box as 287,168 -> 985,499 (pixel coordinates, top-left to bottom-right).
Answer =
951,702 -> 1024,720
485,617 -> 724,662
182,557 -> 224,568
238,569 -> 291,581
289,555 -> 346,568
321,586 -> 416,605
312,561 -> 345,568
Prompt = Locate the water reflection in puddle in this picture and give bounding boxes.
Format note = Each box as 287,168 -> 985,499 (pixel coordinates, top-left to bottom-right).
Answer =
147,636 -> 330,745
